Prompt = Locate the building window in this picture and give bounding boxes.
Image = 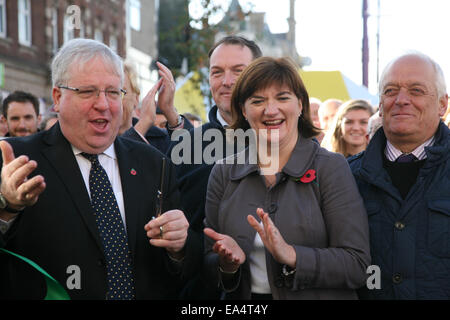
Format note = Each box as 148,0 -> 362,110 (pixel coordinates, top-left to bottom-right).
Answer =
51,8 -> 58,53
109,34 -> 118,53
94,28 -> 103,42
0,0 -> 6,38
72,6 -> 84,38
78,17 -> 85,38
129,0 -> 141,31
18,0 -> 32,46
63,14 -> 74,43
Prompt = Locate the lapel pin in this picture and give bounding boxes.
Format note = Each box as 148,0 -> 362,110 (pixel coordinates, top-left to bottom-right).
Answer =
130,168 -> 137,176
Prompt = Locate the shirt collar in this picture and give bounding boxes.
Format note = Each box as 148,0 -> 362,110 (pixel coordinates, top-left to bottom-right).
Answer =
72,143 -> 116,160
385,136 -> 435,162
216,109 -> 229,128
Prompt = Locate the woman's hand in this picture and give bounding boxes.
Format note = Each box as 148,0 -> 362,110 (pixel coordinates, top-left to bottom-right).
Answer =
204,228 -> 246,273
247,208 -> 296,268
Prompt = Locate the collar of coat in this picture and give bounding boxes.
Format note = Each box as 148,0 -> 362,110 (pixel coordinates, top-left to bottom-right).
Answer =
224,133 -> 320,181
358,121 -> 450,181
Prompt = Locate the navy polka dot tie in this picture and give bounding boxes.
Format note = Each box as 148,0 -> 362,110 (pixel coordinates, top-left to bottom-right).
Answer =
82,153 -> 135,300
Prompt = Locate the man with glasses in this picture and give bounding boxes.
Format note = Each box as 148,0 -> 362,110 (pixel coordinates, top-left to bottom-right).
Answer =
0,38 -> 201,299
349,52 -> 450,299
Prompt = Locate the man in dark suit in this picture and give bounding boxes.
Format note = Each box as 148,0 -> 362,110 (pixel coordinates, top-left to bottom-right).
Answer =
168,36 -> 262,299
171,36 -> 262,239
0,38 -> 200,299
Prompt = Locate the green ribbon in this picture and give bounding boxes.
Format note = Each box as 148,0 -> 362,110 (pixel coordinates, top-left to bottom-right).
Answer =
0,248 -> 70,300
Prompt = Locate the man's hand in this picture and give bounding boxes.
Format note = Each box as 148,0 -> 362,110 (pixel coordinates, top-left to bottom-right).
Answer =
155,62 -> 180,128
0,141 -> 46,219
144,209 -> 189,258
204,228 -> 246,273
134,78 -> 163,137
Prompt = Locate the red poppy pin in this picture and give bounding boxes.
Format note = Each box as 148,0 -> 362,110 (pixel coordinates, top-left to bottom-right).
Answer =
130,168 -> 137,176
292,169 -> 318,185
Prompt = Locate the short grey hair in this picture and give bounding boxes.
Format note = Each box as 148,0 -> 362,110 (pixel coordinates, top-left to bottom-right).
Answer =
51,38 -> 124,88
379,51 -> 447,98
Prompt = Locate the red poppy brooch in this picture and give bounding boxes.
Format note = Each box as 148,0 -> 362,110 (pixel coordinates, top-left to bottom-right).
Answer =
292,169 -> 318,185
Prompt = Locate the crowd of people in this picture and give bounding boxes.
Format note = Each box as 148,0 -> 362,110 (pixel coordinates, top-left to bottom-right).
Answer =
0,35 -> 448,300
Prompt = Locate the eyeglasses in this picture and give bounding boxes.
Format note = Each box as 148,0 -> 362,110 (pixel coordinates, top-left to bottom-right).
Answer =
58,85 -> 127,101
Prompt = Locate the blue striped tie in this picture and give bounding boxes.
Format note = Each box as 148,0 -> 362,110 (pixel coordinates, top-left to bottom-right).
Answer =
82,153 -> 135,300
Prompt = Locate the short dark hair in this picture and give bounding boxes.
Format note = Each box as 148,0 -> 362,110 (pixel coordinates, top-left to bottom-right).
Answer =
183,112 -> 201,122
208,35 -> 262,63
230,57 -> 321,139
2,91 -> 40,118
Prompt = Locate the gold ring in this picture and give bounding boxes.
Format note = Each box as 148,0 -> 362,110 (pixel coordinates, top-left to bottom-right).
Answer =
159,226 -> 164,238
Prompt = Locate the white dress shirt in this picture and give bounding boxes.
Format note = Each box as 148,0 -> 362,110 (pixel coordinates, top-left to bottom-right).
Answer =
216,109 -> 230,128
74,144 -> 126,228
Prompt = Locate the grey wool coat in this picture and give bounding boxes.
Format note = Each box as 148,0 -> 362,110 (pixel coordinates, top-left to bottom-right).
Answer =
204,134 -> 371,300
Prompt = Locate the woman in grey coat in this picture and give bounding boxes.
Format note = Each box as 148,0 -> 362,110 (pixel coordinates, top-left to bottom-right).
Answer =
203,57 -> 371,300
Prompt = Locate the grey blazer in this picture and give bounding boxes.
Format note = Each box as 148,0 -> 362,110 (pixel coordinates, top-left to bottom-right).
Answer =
204,135 -> 371,300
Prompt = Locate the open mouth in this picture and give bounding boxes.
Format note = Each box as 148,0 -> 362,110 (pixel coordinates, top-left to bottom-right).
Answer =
90,119 -> 109,131
263,119 -> 284,127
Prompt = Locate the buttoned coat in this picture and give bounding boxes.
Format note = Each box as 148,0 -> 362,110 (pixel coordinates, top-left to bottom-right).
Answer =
349,122 -> 450,299
204,134 -> 371,299
0,123 -> 201,299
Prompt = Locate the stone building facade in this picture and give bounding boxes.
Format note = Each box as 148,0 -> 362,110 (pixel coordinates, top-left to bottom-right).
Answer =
0,0 -> 126,112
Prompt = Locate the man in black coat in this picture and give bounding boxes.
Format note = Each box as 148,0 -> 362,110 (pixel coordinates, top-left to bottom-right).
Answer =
0,38 -> 201,300
168,36 -> 262,299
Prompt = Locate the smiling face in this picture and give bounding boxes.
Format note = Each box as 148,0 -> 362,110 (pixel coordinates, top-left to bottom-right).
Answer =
242,84 -> 302,148
209,44 -> 254,124
379,55 -> 448,149
6,101 -> 40,137
53,57 -> 123,154
341,108 -> 371,150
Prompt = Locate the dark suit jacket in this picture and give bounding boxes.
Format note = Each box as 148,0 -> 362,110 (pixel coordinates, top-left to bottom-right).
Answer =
168,106 -> 227,235
126,118 -> 171,154
122,117 -> 194,155
0,123 -> 201,299
167,106 -> 237,299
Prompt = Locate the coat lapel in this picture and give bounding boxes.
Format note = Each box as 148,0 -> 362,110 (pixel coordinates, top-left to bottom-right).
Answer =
114,137 -> 142,259
41,124 -> 104,254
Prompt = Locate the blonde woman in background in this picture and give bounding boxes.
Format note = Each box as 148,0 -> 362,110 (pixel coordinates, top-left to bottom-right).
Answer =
322,99 -> 374,157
